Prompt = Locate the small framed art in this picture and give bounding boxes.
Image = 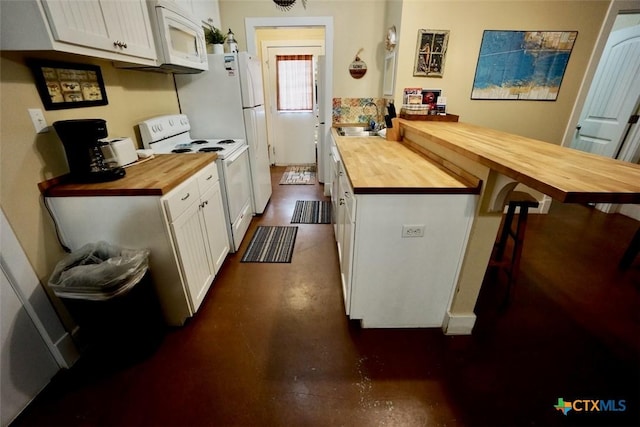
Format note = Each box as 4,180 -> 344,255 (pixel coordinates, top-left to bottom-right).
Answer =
414,29 -> 449,77
29,59 -> 108,110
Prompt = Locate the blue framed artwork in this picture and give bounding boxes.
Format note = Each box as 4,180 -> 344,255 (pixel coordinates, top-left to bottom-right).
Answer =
471,30 -> 577,100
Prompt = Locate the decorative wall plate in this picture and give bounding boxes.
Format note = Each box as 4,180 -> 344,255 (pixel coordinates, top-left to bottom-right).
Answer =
386,25 -> 397,52
273,0 -> 296,10
349,49 -> 367,79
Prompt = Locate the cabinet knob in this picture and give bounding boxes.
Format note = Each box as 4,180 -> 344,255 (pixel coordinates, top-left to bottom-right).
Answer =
181,193 -> 190,201
339,198 -> 345,205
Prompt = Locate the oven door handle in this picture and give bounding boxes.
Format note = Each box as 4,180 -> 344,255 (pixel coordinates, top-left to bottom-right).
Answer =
224,144 -> 249,164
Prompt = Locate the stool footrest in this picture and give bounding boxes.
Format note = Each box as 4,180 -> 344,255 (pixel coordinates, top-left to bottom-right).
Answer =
490,191 -> 538,306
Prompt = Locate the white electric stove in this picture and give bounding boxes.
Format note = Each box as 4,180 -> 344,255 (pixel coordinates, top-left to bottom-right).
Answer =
139,114 -> 254,252
138,114 -> 246,158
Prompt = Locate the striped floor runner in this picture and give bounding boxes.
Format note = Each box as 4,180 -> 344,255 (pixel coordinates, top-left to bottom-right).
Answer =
291,200 -> 332,224
241,226 -> 298,263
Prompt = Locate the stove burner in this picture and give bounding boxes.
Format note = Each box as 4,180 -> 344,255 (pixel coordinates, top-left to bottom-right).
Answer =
199,147 -> 224,152
172,148 -> 193,153
218,139 -> 235,144
191,140 -> 208,144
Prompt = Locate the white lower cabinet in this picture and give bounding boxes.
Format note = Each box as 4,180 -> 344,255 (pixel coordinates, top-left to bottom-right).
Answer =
165,166 -> 229,312
332,149 -> 475,328
45,163 -> 229,326
337,163 -> 355,315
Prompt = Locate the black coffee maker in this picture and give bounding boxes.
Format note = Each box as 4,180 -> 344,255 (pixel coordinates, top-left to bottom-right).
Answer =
53,119 -> 126,183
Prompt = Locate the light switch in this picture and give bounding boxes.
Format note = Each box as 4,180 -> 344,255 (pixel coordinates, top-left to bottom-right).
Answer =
28,108 -> 48,133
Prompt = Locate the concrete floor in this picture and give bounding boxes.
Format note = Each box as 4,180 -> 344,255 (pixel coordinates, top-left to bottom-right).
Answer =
13,166 -> 640,426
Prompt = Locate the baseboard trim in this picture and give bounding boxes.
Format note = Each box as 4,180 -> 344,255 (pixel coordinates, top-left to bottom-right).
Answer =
53,332 -> 79,368
442,311 -> 476,335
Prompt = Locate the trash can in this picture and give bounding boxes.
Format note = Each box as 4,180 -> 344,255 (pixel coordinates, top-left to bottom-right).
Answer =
48,241 -> 165,364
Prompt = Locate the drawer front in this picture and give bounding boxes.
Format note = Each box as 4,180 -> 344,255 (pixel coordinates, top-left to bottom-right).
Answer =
197,163 -> 219,194
164,178 -> 199,222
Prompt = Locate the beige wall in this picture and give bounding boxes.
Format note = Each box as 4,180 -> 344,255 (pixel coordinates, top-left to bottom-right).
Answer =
220,0 -> 609,142
394,0 -> 609,143
0,51 -> 179,289
220,0 -> 387,98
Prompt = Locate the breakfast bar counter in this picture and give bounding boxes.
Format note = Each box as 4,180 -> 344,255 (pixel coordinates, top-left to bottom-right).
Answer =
400,120 -> 640,204
395,119 -> 640,334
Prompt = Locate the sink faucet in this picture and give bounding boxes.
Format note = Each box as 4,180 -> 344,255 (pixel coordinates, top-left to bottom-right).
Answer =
363,101 -> 383,130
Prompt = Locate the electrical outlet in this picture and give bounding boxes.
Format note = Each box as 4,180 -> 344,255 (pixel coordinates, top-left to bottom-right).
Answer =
28,108 -> 48,133
402,225 -> 425,238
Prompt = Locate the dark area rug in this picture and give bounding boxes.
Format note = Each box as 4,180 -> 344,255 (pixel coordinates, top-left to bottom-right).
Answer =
241,226 -> 298,263
291,200 -> 331,224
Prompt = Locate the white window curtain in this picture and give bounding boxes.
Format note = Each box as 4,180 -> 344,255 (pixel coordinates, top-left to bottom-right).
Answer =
276,55 -> 313,111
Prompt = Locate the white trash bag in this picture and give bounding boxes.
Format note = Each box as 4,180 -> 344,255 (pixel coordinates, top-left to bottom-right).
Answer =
48,241 -> 150,301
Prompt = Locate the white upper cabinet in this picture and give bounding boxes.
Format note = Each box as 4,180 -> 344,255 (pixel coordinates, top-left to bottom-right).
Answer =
42,0 -> 157,60
0,0 -> 157,65
175,0 -> 221,29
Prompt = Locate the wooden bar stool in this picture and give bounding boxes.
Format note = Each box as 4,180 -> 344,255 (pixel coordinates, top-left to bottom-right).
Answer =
619,227 -> 640,269
489,191 -> 539,306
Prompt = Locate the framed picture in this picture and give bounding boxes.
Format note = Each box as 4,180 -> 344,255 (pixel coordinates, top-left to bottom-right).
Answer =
471,30 -> 578,100
29,59 -> 108,110
413,29 -> 449,77
382,52 -> 396,96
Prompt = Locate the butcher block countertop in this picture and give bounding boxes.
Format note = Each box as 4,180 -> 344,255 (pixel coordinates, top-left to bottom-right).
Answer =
400,120 -> 640,204
40,154 -> 217,197
332,129 -> 481,195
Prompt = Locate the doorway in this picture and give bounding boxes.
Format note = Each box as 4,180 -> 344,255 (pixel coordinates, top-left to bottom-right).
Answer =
563,4 -> 640,219
264,43 -> 324,166
569,22 -> 640,160
246,17 -> 334,186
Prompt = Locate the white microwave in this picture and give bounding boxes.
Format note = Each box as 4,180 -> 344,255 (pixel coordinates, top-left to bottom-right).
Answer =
122,0 -> 208,73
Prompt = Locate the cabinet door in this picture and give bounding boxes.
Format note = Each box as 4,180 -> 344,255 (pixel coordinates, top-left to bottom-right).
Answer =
170,201 -> 215,312
102,0 -> 156,60
340,175 -> 355,315
42,0 -> 156,61
336,163 -> 347,262
42,1 -> 113,48
200,184 -> 229,274
176,0 -> 221,28
330,148 -> 340,237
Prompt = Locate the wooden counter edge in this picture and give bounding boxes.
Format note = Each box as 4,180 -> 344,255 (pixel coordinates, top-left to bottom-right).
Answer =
39,154 -> 218,197
398,120 -> 640,204
332,128 -> 481,195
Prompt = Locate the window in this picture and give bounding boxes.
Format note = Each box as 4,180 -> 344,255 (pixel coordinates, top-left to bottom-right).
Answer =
276,55 -> 313,112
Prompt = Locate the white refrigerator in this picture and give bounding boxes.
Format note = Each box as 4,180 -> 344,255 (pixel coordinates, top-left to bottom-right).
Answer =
175,52 -> 272,214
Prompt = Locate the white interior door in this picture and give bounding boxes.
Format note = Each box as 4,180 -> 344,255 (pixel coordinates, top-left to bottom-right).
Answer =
267,46 -> 324,166
570,25 -> 640,158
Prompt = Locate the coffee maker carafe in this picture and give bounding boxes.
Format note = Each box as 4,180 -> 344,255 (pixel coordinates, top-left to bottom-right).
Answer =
53,119 -> 126,182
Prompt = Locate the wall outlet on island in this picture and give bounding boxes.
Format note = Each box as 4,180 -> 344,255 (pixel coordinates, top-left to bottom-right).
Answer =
402,225 -> 425,238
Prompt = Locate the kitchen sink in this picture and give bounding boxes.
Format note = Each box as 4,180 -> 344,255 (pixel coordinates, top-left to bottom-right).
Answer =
337,127 -> 380,137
